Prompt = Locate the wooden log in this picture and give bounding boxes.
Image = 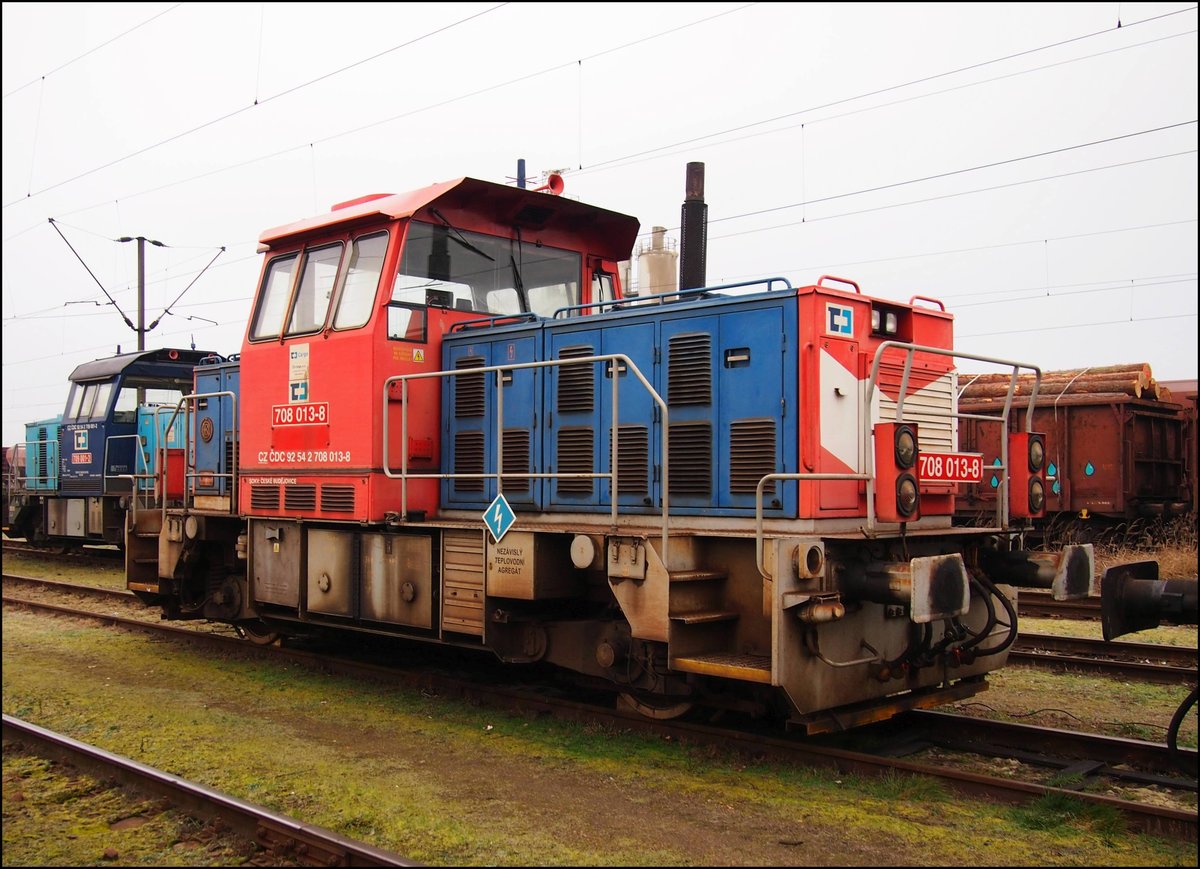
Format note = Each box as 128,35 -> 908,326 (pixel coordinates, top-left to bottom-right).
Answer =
961,376 -> 1144,399
961,363 -> 1152,385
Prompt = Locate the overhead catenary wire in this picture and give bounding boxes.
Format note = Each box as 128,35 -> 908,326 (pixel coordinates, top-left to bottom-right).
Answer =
705,149 -> 1197,244
0,4 -> 184,100
4,3 -> 1195,422
46,218 -> 136,332
720,218 -> 1198,285
0,3 -> 513,209
578,7 -> 1198,176
959,311 -> 1197,340
4,3 -> 760,230
5,3 -> 1192,230
634,132 -> 1198,246
706,121 -> 1197,228
1,249 -> 258,323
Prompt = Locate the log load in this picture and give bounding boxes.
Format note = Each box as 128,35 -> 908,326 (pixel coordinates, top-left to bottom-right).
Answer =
958,363 -> 1159,401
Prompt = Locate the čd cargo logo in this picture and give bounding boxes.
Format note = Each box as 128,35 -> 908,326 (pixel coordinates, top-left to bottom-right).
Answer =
826,303 -> 853,336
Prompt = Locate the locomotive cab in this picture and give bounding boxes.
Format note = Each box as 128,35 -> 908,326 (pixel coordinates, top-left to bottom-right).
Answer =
235,177 -> 638,526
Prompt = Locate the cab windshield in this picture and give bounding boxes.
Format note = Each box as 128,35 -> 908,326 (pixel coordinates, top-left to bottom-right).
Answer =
393,221 -> 581,318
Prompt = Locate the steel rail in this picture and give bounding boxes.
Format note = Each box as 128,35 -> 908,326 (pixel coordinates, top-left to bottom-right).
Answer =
5,592 -> 1195,843
2,715 -> 418,867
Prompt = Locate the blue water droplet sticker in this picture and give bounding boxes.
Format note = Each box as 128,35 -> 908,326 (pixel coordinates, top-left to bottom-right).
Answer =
1047,462 -> 1057,476
1052,480 -> 1061,494
990,474 -> 1000,488
992,457 -> 1002,466
1085,462 -> 1095,476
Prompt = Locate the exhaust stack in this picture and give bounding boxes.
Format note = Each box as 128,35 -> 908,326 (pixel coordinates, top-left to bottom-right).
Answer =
679,162 -> 707,291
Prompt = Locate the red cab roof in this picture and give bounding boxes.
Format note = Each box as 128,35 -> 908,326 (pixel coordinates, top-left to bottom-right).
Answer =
258,176 -> 640,262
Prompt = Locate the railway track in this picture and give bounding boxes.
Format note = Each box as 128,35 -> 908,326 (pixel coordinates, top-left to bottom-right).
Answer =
1011,633 -> 1198,684
4,581 -> 1195,842
2,715 -> 417,867
7,572 -> 1194,683
2,539 -> 123,561
1016,591 -> 1103,620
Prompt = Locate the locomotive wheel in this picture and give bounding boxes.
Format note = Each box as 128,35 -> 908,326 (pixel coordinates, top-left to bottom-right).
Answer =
618,691 -> 694,720
236,620 -> 280,646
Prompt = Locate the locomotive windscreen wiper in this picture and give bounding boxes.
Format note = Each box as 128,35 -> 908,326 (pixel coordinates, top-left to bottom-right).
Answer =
510,226 -> 529,311
429,208 -> 494,261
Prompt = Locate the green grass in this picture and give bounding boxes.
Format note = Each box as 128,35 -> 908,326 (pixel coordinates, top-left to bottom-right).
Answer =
4,608 -> 1195,867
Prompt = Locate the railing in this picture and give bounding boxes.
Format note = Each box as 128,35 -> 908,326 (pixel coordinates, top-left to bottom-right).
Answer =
552,277 -> 794,319
865,341 -> 1041,532
156,391 -> 239,525
754,472 -> 871,580
14,437 -> 58,492
754,342 -> 1043,579
383,353 -> 671,563
102,433 -> 155,526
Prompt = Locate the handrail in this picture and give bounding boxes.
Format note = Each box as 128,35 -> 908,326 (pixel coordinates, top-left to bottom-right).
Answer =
16,437 -> 58,491
753,342 -> 1044,579
448,312 -> 542,333
865,341 -> 1041,533
102,433 -> 154,527
552,276 -> 794,319
817,275 -> 861,293
908,295 -> 946,311
754,472 -> 871,580
383,353 -> 671,564
156,390 -> 239,524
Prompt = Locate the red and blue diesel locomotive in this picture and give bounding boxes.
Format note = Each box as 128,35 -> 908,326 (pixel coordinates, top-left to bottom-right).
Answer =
11,168 -> 1144,732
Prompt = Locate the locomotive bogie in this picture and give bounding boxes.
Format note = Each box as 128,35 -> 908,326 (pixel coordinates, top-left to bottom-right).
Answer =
146,511 -> 1013,731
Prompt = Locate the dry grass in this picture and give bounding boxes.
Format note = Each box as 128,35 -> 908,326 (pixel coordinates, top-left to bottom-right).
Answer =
1044,515 -> 1198,579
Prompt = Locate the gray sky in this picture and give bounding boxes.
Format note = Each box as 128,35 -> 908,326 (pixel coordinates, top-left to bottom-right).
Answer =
3,2 -> 1197,447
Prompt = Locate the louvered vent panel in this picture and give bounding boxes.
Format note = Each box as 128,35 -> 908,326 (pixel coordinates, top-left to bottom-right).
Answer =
730,418 -> 777,495
62,477 -> 91,495
557,346 -> 595,414
224,440 -> 235,477
502,430 -> 531,493
668,333 -> 712,406
454,431 -> 485,492
608,426 -> 649,496
37,428 -> 49,480
250,485 -> 280,510
284,484 -> 316,511
557,428 -> 595,494
877,364 -> 957,453
455,357 -> 486,418
320,484 -> 355,513
669,422 -> 712,496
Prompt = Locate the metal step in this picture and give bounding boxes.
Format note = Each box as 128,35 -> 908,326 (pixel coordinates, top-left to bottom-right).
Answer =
668,569 -> 727,583
668,609 -> 739,625
670,653 -> 772,684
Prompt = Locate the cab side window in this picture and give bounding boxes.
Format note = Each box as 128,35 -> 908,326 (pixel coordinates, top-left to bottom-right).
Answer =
251,254 -> 299,340
334,232 -> 388,330
287,243 -> 343,335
